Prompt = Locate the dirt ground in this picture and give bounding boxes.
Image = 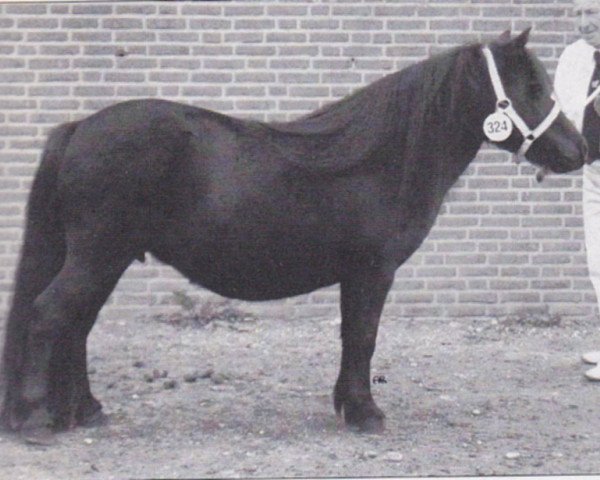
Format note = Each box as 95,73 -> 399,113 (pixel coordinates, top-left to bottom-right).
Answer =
2,302 -> 600,479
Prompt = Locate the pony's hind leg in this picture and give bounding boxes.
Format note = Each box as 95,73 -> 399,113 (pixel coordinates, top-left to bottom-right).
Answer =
47,318 -> 105,429
21,246 -> 133,429
0,230 -> 66,431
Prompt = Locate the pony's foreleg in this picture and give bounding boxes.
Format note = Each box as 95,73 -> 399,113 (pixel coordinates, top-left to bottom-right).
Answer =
334,267 -> 393,433
21,250 -> 131,429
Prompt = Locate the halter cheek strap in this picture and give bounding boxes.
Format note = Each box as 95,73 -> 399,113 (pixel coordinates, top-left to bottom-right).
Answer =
481,46 -> 562,156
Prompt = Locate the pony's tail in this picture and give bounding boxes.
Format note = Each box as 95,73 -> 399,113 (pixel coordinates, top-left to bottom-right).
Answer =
0,121 -> 77,429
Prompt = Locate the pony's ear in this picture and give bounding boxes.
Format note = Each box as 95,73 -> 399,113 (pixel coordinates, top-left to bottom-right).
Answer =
511,27 -> 531,49
497,30 -> 512,45
494,27 -> 531,52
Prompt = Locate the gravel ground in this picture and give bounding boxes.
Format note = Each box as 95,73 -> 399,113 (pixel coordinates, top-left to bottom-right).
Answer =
2,304 -> 600,479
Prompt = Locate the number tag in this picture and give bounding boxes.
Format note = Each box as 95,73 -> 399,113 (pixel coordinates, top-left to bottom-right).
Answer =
483,112 -> 513,142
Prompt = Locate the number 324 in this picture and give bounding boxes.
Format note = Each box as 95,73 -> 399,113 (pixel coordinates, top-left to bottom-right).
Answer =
486,119 -> 509,134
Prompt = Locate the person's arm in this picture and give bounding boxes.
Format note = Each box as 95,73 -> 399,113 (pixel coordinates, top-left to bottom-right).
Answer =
554,46 -> 579,127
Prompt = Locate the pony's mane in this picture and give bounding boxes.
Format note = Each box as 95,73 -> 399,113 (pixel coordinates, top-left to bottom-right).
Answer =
265,42 -> 481,172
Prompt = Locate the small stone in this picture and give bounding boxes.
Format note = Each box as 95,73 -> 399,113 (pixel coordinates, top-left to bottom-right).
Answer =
383,451 -> 404,462
200,368 -> 214,379
153,369 -> 168,379
83,438 -> 94,445
211,373 -> 229,385
183,372 -> 199,383
133,361 -> 145,368
210,385 -> 231,391
163,380 -> 177,390
363,450 -> 378,459
88,367 -> 97,375
143,373 -> 155,383
505,451 -> 520,460
472,409 -> 481,416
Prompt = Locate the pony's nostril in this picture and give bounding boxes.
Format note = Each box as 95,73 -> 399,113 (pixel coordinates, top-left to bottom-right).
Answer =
536,167 -> 548,183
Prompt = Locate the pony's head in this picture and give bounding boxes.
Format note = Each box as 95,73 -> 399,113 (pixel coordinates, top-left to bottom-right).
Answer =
475,29 -> 587,174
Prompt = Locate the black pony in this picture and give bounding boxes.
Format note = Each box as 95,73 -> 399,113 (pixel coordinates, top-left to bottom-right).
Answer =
0,30 -> 587,433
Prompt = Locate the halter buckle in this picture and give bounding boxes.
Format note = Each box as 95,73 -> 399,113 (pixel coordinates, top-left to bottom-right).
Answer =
497,99 -> 511,110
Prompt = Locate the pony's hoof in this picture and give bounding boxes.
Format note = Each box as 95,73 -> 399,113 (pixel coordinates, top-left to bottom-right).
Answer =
346,413 -> 385,434
343,402 -> 386,434
52,401 -> 106,431
0,400 -> 35,432
353,415 -> 385,434
24,428 -> 57,447
79,408 -> 107,428
0,412 -> 21,432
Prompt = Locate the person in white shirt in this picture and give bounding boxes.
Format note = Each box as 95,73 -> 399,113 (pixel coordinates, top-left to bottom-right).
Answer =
555,0 -> 600,380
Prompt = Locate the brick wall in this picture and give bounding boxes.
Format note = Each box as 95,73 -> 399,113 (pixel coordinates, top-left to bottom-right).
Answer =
0,0 -> 593,324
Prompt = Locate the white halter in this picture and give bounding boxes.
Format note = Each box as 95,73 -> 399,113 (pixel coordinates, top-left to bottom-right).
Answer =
481,46 -> 562,157
586,84 -> 600,107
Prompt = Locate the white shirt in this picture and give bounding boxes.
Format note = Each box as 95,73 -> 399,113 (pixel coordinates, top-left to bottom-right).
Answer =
554,38 -> 597,132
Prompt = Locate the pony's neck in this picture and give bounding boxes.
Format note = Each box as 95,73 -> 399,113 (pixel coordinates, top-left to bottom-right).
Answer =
392,46 -> 488,220
268,71 -> 407,172
268,44 -> 487,180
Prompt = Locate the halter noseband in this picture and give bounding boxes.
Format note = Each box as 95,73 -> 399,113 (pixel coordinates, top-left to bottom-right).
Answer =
481,46 -> 561,157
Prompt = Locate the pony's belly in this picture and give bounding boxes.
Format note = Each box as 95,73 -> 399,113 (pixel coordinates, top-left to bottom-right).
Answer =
154,240 -> 341,301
